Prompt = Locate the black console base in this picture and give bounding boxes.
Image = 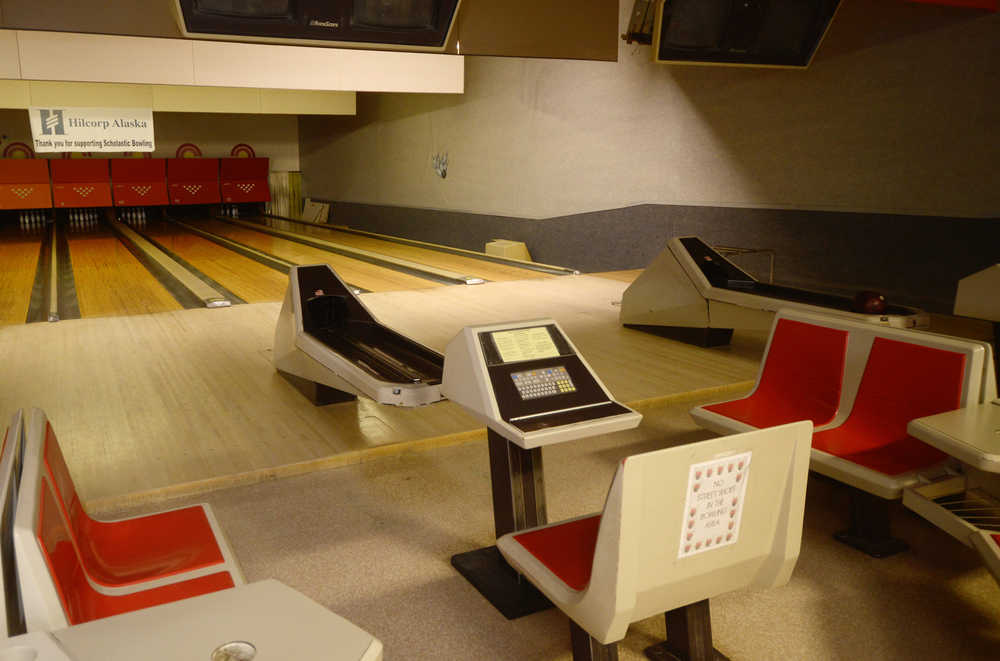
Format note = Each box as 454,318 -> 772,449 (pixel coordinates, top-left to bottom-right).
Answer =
645,599 -> 730,661
277,369 -> 357,406
624,324 -> 734,348
451,545 -> 552,620
833,487 -> 908,558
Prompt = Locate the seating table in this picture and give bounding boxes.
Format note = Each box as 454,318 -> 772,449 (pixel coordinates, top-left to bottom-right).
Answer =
691,308 -> 995,557
906,402 -> 1000,585
1,580 -> 383,661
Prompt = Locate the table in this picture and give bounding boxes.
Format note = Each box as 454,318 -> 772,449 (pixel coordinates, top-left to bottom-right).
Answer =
0,580 -> 382,661
907,402 -> 1000,473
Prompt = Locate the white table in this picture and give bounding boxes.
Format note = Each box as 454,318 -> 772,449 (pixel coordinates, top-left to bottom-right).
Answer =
907,402 -> 1000,473
2,580 -> 382,661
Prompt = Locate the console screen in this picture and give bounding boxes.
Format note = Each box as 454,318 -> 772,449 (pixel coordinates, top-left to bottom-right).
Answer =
490,327 -> 559,363
510,366 -> 576,400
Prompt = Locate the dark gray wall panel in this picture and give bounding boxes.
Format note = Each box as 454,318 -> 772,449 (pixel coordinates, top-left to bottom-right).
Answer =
320,200 -> 999,313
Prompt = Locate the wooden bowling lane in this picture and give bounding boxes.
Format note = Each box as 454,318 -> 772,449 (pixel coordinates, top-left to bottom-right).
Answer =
139,219 -> 287,303
198,218 -> 443,293
0,221 -> 43,325
65,220 -> 182,319
269,218 -> 558,283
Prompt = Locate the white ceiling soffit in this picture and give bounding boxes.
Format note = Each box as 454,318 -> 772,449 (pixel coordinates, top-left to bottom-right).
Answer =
6,29 -> 464,94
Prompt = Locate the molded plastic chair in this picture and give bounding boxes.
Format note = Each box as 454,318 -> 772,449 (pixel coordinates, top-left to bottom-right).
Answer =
1,410 -> 26,637
14,413 -> 237,631
693,317 -> 848,434
498,421 -> 813,660
30,408 -> 243,590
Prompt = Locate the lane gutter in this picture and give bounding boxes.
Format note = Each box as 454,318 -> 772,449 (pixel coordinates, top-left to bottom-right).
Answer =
214,216 -> 484,287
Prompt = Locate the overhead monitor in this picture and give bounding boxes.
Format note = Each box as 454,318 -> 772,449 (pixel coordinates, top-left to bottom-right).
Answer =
174,0 -> 462,52
652,0 -> 842,68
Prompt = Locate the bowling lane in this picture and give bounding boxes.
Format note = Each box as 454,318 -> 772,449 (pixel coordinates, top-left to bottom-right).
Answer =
139,219 -> 287,303
197,218 -> 443,293
66,221 -> 183,318
0,221 -> 43,325
264,217 -> 557,282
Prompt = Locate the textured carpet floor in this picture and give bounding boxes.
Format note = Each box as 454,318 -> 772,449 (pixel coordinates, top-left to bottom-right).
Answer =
106,399 -> 1000,660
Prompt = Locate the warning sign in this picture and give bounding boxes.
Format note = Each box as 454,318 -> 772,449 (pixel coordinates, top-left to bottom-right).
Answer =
678,451 -> 752,559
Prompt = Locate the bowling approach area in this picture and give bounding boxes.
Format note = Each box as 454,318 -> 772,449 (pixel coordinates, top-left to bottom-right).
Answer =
1,208 -> 999,659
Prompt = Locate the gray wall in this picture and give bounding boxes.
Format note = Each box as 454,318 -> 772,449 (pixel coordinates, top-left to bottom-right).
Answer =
300,1 -> 999,313
322,201 -> 998,313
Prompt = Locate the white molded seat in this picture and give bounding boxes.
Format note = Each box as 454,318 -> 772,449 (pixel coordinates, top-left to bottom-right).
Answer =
14,409 -> 241,632
498,421 -> 812,658
1,409 -> 26,637
25,408 -> 244,593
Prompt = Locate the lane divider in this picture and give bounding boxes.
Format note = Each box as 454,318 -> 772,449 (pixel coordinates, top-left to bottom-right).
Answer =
216,216 -> 486,286
47,222 -> 59,321
167,217 -> 370,294
111,219 -> 231,308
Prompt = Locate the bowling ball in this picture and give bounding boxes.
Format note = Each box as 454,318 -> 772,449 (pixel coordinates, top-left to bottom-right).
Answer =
853,290 -> 887,314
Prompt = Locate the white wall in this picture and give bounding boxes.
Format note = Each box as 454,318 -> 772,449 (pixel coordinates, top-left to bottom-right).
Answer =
300,0 -> 1000,219
0,109 -> 300,171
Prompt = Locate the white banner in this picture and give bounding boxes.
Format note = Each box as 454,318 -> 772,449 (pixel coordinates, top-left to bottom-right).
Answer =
28,106 -> 155,153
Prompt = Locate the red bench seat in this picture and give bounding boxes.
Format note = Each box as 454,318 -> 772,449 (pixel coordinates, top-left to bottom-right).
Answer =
40,416 -> 240,588
690,309 -> 994,557
27,469 -> 234,627
511,515 -> 601,591
699,318 -> 847,432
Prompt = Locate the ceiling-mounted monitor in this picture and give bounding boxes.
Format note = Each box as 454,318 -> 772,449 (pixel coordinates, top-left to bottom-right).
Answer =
173,0 -> 462,52
652,0 -> 841,68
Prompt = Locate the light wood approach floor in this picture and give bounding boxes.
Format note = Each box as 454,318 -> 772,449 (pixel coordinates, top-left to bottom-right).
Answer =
591,268 -> 643,283
198,219 -> 442,292
0,275 -> 763,510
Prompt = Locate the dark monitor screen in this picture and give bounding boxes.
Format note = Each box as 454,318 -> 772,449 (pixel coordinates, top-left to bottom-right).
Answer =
665,0 -> 731,49
353,0 -> 436,29
658,0 -> 840,67
194,0 -> 292,18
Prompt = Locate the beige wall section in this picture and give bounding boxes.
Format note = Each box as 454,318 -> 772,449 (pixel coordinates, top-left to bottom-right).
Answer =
3,29 -> 464,94
0,29 -> 19,78
0,80 -> 29,107
299,1 -> 1000,219
0,109 -> 300,171
0,80 -> 355,116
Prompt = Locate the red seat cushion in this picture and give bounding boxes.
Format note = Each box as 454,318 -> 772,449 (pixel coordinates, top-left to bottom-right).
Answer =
38,477 -> 235,625
706,319 -> 847,428
812,337 -> 963,475
44,424 -> 225,586
512,515 -> 601,591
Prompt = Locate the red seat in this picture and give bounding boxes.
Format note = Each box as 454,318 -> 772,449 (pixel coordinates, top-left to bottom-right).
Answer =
42,422 -> 228,587
811,337 -> 960,476
704,318 -> 847,429
511,515 -> 601,591
36,473 -> 234,625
